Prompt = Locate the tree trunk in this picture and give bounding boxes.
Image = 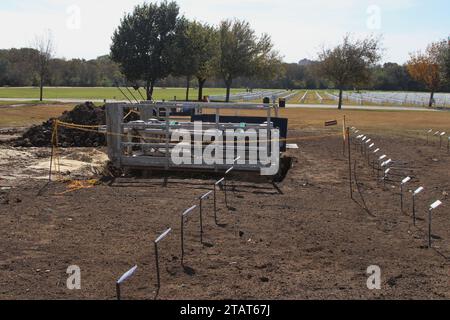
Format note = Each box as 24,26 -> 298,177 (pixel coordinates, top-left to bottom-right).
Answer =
146,80 -> 155,101
39,74 -> 44,102
338,88 -> 343,110
185,76 -> 191,101
225,78 -> 232,103
198,78 -> 206,101
429,91 -> 435,107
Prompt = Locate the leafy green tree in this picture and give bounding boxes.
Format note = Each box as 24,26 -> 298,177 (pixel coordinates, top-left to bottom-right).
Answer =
172,20 -> 219,101
110,1 -> 180,100
194,24 -> 219,101
219,19 -> 281,102
317,35 -> 382,109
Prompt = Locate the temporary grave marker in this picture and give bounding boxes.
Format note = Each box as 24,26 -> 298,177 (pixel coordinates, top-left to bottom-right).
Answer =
428,200 -> 443,248
440,132 -> 446,149
448,136 -> 450,153
383,168 -> 391,187
214,178 -> 225,225
381,159 -> 392,167
116,265 -> 138,300
427,129 -> 433,144
154,228 -> 172,290
400,177 -> 411,212
412,187 -> 424,226
377,155 -> 386,179
346,127 -> 354,199
181,205 -> 198,265
199,191 -> 213,244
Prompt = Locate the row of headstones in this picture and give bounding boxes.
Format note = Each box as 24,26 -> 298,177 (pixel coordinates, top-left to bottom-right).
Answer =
209,90 -> 286,101
114,157 -> 241,300
350,127 -> 444,250
343,91 -> 450,107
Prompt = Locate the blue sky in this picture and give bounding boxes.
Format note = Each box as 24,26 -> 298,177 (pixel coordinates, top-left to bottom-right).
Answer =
0,0 -> 449,63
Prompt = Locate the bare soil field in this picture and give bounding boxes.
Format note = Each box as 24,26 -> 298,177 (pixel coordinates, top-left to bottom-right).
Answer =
0,123 -> 449,299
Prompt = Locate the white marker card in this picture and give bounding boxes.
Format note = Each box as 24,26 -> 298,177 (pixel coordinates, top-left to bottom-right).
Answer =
201,191 -> 213,200
430,200 -> 442,210
385,159 -> 392,166
385,168 -> 391,174
234,156 -> 241,162
365,139 -> 372,144
182,205 -> 197,217
374,148 -> 380,153
428,129 -> 433,133
369,143 -> 375,148
402,177 -> 411,184
216,178 -> 225,185
434,131 -> 440,135
379,155 -> 386,160
117,266 -> 138,284
226,167 -> 234,175
155,228 -> 172,244
414,187 -> 424,195
440,132 -> 446,136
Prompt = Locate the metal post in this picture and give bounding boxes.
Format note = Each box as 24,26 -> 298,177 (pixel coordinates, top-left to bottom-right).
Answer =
412,194 -> 416,226
181,215 -> 184,265
116,283 -> 121,301
224,176 -> 228,208
154,242 -> 160,289
213,183 -> 217,225
400,184 -> 404,212
428,208 -> 432,248
347,128 -> 353,200
199,198 -> 204,244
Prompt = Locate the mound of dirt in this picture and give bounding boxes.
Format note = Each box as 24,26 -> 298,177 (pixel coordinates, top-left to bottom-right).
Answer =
14,102 -> 107,148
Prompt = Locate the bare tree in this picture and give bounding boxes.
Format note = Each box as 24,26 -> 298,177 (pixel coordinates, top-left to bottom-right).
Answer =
33,30 -> 55,102
317,35 -> 382,109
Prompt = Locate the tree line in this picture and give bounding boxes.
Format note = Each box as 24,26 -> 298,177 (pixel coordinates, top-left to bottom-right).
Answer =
1,0 -> 449,108
0,49 -> 124,88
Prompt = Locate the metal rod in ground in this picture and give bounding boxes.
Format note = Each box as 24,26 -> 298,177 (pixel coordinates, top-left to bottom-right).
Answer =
213,183 -> 218,225
428,208 -> 432,248
199,191 -> 212,243
180,206 -> 197,265
347,128 -> 353,200
413,195 -> 416,226
154,228 -> 172,290
116,283 -> 121,301
199,199 -> 204,243
401,184 -> 404,212
154,242 -> 160,289
224,177 -> 228,208
180,215 -> 184,265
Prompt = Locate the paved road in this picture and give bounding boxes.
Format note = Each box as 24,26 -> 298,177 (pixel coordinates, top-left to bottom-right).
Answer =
0,98 -> 447,112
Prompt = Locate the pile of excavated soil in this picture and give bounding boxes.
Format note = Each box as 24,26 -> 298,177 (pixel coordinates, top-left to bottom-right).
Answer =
14,102 -> 106,148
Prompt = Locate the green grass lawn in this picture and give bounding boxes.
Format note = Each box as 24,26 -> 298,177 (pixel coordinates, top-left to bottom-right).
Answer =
0,87 -> 245,101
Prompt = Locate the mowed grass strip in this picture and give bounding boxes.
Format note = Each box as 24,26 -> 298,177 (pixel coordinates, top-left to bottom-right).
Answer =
0,87 -> 245,101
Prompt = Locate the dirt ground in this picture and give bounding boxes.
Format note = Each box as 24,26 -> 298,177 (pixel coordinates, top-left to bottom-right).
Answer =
0,126 -> 449,300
